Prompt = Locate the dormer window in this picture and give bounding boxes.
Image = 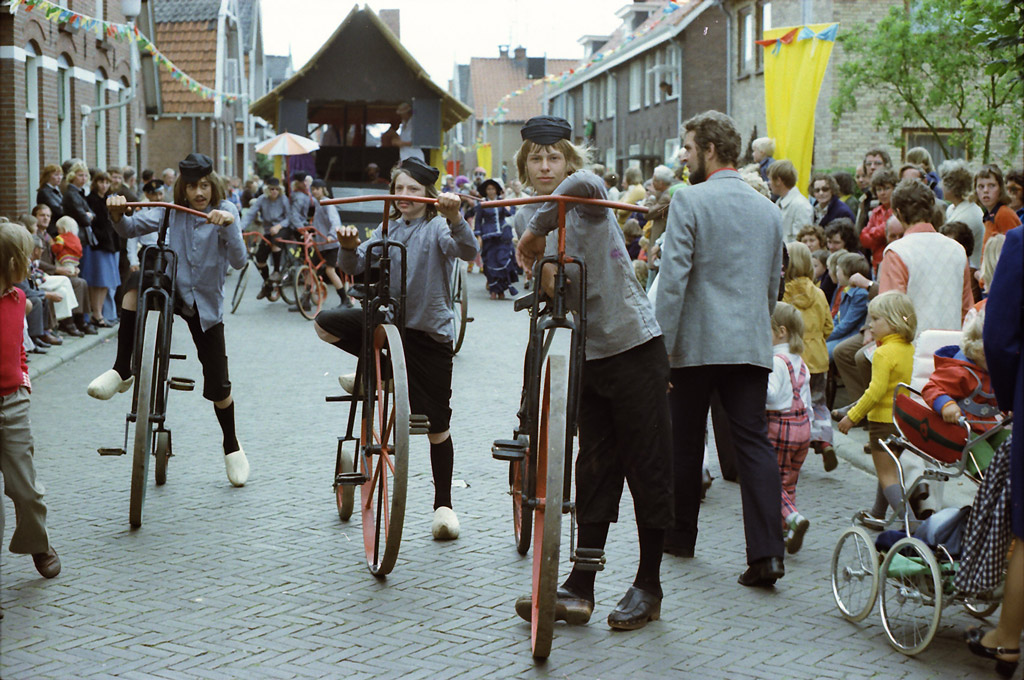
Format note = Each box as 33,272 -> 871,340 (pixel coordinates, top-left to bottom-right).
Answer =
615,2 -> 661,31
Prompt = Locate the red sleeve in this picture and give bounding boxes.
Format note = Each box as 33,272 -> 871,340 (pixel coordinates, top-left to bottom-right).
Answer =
921,364 -> 969,407
996,205 -> 1022,233
860,210 -> 887,251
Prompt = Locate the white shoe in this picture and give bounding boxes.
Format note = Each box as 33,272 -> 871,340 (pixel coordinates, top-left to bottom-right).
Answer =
338,373 -> 357,394
431,507 -> 460,540
87,370 -> 134,400
225,448 -> 249,487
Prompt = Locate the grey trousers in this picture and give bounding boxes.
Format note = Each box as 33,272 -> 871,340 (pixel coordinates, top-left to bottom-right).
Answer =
0,387 -> 50,554
834,332 -> 871,407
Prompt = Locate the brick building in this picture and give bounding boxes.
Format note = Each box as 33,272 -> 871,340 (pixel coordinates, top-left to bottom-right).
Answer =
0,0 -> 154,218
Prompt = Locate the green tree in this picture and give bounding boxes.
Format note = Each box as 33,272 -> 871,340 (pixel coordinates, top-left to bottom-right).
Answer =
254,153 -> 274,180
831,0 -> 1022,164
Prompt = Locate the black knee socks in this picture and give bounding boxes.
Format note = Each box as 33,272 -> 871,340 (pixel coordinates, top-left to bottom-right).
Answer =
258,264 -> 270,282
271,250 -> 282,272
430,436 -> 454,510
215,401 -> 239,454
113,309 -> 136,380
634,526 -> 665,598
562,522 -> 610,601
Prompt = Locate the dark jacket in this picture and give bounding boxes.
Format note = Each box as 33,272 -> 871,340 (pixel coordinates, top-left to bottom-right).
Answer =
816,196 -> 855,226
61,185 -> 93,230
85,192 -> 120,253
37,184 -> 64,232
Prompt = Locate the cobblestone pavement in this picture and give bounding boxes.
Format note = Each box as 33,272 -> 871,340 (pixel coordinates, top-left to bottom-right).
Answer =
1,269 -> 1011,679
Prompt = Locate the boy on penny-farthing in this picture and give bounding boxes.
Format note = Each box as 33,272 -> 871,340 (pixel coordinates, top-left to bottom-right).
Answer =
314,157 -> 478,540
513,116 -> 673,631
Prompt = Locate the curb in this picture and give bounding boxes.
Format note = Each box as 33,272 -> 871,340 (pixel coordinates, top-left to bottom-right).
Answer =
26,326 -> 118,382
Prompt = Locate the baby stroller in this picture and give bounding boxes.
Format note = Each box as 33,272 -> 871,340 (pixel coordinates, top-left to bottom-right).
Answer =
830,380 -> 1012,656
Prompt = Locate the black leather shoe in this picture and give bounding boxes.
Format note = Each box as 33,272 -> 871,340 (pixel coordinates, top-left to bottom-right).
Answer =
514,587 -> 594,625
78,321 -> 98,335
607,586 -> 661,631
738,556 -> 785,587
965,627 -> 1020,678
32,547 -> 61,578
60,320 -> 84,337
663,542 -> 695,558
30,336 -> 51,349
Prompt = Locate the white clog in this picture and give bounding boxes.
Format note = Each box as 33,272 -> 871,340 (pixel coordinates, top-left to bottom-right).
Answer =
431,506 -> 460,540
225,448 -> 250,487
87,369 -> 134,400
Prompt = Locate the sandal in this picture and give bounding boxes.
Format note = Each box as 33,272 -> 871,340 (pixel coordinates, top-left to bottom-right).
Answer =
965,627 -> 1020,678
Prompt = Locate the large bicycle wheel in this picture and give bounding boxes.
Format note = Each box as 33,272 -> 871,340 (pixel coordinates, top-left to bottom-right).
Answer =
129,312 -> 161,528
879,537 -> 944,655
230,260 -> 249,313
360,324 -> 410,577
831,526 -> 879,622
154,431 -> 170,486
451,262 -> 469,354
335,440 -> 355,521
510,455 -> 532,555
530,353 -> 568,659
295,264 -> 327,321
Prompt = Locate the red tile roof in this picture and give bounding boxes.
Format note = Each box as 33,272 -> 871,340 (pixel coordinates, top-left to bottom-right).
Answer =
468,57 -> 579,122
154,20 -> 218,114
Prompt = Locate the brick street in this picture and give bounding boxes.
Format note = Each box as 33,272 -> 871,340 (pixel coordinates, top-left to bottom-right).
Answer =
0,271 -> 1007,679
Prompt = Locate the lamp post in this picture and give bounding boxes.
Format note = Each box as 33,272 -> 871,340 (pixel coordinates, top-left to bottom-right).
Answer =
81,0 -> 140,165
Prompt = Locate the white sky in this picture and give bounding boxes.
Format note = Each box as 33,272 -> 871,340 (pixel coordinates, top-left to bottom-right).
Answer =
261,0 -> 630,89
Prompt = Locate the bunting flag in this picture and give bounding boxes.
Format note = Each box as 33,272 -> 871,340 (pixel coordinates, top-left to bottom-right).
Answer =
480,0 -> 689,126
759,24 -> 839,196
9,0 -> 239,104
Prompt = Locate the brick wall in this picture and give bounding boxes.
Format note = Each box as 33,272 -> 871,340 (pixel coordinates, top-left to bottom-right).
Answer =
0,0 -> 151,218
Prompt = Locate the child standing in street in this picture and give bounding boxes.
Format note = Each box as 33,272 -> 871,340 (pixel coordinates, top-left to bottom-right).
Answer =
0,221 -> 61,580
767,303 -> 813,554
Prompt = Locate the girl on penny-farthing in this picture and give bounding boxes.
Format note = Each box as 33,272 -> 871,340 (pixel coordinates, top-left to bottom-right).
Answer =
314,157 -> 478,540
87,153 -> 251,487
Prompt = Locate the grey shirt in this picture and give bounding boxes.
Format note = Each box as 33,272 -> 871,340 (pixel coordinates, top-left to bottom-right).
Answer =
311,198 -> 341,251
527,170 -> 661,361
240,193 -> 291,233
290,191 -> 312,230
340,214 -> 478,343
114,200 -> 247,332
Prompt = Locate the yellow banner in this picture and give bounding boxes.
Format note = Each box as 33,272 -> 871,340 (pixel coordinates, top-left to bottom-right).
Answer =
476,143 -> 493,179
762,24 -> 838,194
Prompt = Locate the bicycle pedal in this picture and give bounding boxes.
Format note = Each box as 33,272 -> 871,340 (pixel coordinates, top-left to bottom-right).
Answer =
491,438 -> 527,461
169,353 -> 187,360
466,317 -> 475,322
98,447 -> 126,456
571,548 -> 606,572
168,377 -> 195,391
410,414 -> 430,435
335,472 -> 368,486
364,444 -> 383,457
325,394 -> 356,403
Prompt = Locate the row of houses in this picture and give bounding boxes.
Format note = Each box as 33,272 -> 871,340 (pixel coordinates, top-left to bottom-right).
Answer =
449,0 -> 1018,183
0,0 -> 291,217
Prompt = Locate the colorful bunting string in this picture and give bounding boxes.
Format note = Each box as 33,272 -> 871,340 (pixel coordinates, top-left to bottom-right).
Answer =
756,23 -> 838,54
9,0 -> 240,103
479,0 -> 688,129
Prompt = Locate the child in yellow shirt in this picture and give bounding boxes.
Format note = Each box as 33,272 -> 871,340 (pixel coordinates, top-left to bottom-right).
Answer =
837,291 -> 916,517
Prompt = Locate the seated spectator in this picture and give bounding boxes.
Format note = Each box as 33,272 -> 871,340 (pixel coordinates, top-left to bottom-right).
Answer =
856,148 -> 892,232
974,163 -> 1022,254
812,248 -> 836,306
797,224 -> 826,253
859,167 -> 898,271
906,146 -> 944,200
809,173 -> 854,226
31,210 -> 90,336
827,252 -> 870,358
36,163 -> 64,233
28,235 -> 78,335
51,216 -> 82,273
963,232 -> 1006,331
769,159 -> 814,242
940,220 -> 981,302
824,217 -> 858,253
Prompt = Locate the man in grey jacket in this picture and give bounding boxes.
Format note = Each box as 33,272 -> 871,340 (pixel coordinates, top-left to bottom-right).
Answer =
656,110 -> 787,587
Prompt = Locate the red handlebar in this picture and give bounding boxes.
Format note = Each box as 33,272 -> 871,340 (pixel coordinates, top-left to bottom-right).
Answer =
478,195 -> 648,213
124,202 -> 211,220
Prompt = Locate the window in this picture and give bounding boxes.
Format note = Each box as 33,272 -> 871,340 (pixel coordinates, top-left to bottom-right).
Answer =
800,0 -> 811,24
664,138 -> 680,166
95,68 -> 107,168
226,57 -> 239,95
582,81 -> 592,121
566,93 -> 575,129
644,53 -> 654,107
596,77 -> 605,120
664,44 -> 680,100
738,6 -> 755,75
25,43 -> 40,207
629,60 -> 641,111
903,129 -> 968,165
118,77 -> 129,166
762,1 -> 772,32
605,148 -> 615,172
757,1 -> 771,71
57,55 -> 72,160
627,143 -> 641,170
606,73 -> 616,118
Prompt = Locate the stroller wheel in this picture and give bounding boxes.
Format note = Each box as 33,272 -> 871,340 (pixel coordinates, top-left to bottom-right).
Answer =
879,537 -> 944,655
831,526 -> 879,622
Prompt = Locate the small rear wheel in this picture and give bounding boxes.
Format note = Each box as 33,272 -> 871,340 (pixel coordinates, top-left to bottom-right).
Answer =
335,441 -> 355,521
510,455 -> 532,555
530,354 -> 568,659
830,526 -> 879,622
230,260 -> 249,313
879,537 -> 943,655
154,431 -> 170,486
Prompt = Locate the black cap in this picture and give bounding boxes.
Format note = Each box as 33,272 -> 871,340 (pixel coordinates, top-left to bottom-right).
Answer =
477,179 -> 504,196
265,177 -> 281,187
310,178 -> 327,189
142,179 -> 164,194
293,171 -> 308,183
398,157 -> 439,187
178,153 -> 213,183
520,116 -> 572,145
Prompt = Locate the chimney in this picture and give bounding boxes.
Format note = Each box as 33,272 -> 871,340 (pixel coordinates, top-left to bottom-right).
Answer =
499,45 -> 509,59
379,9 -> 400,40
513,46 -> 527,65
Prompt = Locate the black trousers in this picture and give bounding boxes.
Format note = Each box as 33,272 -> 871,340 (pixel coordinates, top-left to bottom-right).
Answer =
316,306 -> 453,434
668,364 -> 784,564
575,338 -> 674,529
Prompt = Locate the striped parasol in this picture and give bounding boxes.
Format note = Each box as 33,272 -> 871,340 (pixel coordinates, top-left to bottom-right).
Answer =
255,132 -> 320,156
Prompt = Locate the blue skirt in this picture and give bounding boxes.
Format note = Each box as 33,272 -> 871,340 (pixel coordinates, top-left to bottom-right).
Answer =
80,244 -> 121,289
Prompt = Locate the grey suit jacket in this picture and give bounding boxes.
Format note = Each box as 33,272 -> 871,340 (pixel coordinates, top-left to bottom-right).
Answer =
655,169 -> 783,370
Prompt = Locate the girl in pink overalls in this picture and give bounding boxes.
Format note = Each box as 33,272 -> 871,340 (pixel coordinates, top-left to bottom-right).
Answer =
767,302 -> 813,555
